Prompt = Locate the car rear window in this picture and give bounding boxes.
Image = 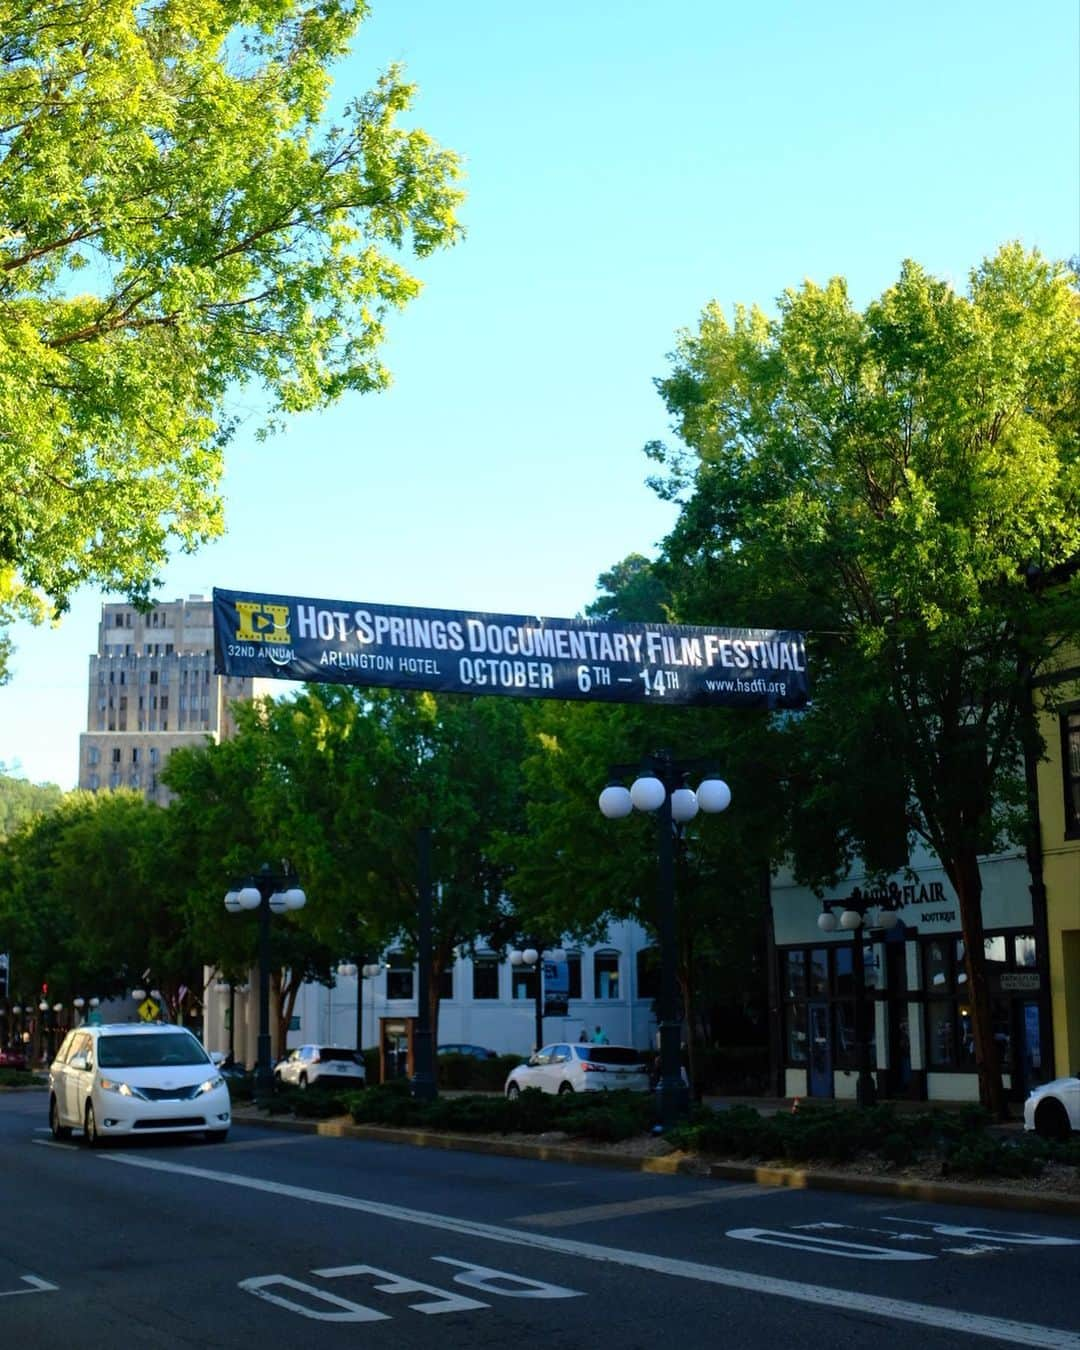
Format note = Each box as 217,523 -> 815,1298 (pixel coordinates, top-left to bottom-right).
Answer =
319,1048 -> 362,1063
578,1047 -> 644,1066
97,1032 -> 209,1068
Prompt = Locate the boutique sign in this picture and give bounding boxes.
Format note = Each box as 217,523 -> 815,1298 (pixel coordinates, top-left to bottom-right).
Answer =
213,588 -> 809,709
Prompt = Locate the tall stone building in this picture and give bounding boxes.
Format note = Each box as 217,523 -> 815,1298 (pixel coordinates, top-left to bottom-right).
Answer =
78,596 -> 269,804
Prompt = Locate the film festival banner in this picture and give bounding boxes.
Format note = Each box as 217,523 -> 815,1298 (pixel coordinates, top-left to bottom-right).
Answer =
213,588 -> 809,709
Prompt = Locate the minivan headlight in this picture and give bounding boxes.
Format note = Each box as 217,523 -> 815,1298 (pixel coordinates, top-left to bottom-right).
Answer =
196,1075 -> 225,1095
99,1077 -> 143,1098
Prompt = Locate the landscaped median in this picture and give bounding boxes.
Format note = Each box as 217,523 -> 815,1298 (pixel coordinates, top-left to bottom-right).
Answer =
229,1079 -> 1080,1216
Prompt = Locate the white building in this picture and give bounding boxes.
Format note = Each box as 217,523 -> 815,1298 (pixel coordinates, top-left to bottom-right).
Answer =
205,918 -> 662,1065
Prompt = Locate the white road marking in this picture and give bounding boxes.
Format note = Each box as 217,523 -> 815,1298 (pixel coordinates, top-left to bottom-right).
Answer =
726,1228 -> 934,1261
882,1218 -> 1080,1247
0,1276 -> 59,1297
97,1151 -> 1080,1348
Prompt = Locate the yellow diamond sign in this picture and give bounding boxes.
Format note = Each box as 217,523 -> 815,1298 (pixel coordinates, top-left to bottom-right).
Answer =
138,997 -> 161,1023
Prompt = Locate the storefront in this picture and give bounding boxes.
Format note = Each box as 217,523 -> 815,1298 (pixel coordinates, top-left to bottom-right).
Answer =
771,849 -> 1051,1103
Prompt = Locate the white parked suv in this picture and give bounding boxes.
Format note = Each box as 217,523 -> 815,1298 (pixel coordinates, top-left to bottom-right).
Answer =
1023,1075 -> 1079,1138
274,1045 -> 366,1090
504,1043 -> 650,1097
49,1023 -> 231,1145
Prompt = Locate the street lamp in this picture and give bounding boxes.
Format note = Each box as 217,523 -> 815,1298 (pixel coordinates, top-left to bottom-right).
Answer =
817,886 -> 897,1107
509,945 -> 567,1054
599,751 -> 731,1131
337,960 -> 384,1061
224,862 -> 306,1096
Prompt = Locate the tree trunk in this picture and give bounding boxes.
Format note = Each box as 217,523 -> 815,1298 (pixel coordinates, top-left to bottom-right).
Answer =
946,846 -> 1005,1119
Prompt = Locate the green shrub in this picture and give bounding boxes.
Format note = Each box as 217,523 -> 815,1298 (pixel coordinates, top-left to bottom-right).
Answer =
943,1135 -> 1045,1179
0,1068 -> 40,1089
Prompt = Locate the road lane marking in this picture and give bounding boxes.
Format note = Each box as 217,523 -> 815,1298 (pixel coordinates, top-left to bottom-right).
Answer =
98,1151 -> 1080,1348
0,1276 -> 59,1297
513,1184 -> 789,1228
726,1228 -> 933,1261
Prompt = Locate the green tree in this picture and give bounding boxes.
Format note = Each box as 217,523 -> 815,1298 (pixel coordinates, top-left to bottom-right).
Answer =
0,0 -> 463,671
0,767 -> 63,839
649,243 -> 1080,1116
0,790 -> 197,1016
505,696 -> 784,1089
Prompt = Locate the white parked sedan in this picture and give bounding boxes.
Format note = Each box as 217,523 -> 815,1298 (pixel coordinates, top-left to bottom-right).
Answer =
49,1023 -> 231,1145
504,1043 -> 650,1097
1023,1075 -> 1079,1138
274,1045 -> 366,1090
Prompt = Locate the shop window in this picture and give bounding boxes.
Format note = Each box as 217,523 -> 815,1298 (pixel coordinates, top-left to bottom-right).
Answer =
472,954 -> 499,1000
594,951 -> 620,999
809,948 -> 828,996
1014,935 -> 1037,968
834,946 -> 854,997
984,935 -> 1007,966
386,953 -> 414,1001
924,940 -> 951,991
785,1002 -> 807,1062
784,951 -> 806,1000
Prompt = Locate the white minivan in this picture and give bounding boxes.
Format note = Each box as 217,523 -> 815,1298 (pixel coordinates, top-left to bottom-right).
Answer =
49,1023 -> 231,1145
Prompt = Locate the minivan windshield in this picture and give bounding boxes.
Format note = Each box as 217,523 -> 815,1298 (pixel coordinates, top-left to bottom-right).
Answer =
97,1032 -> 210,1069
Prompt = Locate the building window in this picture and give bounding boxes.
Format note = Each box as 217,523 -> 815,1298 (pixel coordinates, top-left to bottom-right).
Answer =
87,747 -> 99,766
1063,708 -> 1080,837
149,670 -> 158,684
386,953 -> 414,1001
87,773 -> 99,791
593,951 -> 620,999
512,962 -> 537,1002
111,748 -> 121,764
472,954 -> 499,1000
566,952 -> 582,999
149,748 -> 159,765
923,938 -> 975,1070
635,947 -> 659,1001
439,967 -> 453,999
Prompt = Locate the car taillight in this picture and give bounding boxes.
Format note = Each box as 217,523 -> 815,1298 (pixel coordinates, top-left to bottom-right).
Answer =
582,1062 -> 606,1072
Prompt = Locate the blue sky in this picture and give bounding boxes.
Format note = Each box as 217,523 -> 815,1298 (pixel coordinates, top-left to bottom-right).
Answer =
2,0 -> 1078,789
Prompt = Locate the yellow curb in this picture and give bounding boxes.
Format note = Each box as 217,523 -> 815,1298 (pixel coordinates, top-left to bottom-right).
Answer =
232,1111 -> 1080,1216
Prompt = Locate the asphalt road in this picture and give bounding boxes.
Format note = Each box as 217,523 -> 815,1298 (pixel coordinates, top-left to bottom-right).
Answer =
2,1089 -> 1078,1350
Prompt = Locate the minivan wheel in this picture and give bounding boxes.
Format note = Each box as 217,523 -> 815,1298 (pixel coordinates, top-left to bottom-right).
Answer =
506,1083 -> 521,1101
558,1082 -> 574,1095
50,1097 -> 72,1141
1034,1099 -> 1071,1141
83,1101 -> 101,1147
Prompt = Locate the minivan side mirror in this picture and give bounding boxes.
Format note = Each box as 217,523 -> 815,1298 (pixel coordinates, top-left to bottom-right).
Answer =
69,1051 -> 89,1071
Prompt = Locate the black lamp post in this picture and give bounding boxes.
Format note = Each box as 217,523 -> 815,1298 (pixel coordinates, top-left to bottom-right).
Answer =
224,862 -> 306,1096
600,752 -> 731,1131
818,886 -> 897,1107
411,826 -> 437,1102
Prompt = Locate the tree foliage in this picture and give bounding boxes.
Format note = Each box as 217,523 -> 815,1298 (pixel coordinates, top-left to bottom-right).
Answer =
0,0 -> 463,671
648,243 -> 1080,1113
0,766 -> 63,839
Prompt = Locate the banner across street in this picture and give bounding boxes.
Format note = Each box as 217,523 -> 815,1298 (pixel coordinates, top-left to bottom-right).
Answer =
213,588 -> 809,709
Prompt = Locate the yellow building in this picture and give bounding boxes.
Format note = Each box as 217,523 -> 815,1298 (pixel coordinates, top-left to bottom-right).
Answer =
1034,674 -> 1080,1079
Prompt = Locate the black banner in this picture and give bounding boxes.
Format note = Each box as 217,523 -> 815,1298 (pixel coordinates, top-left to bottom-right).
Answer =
213,588 -> 809,708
